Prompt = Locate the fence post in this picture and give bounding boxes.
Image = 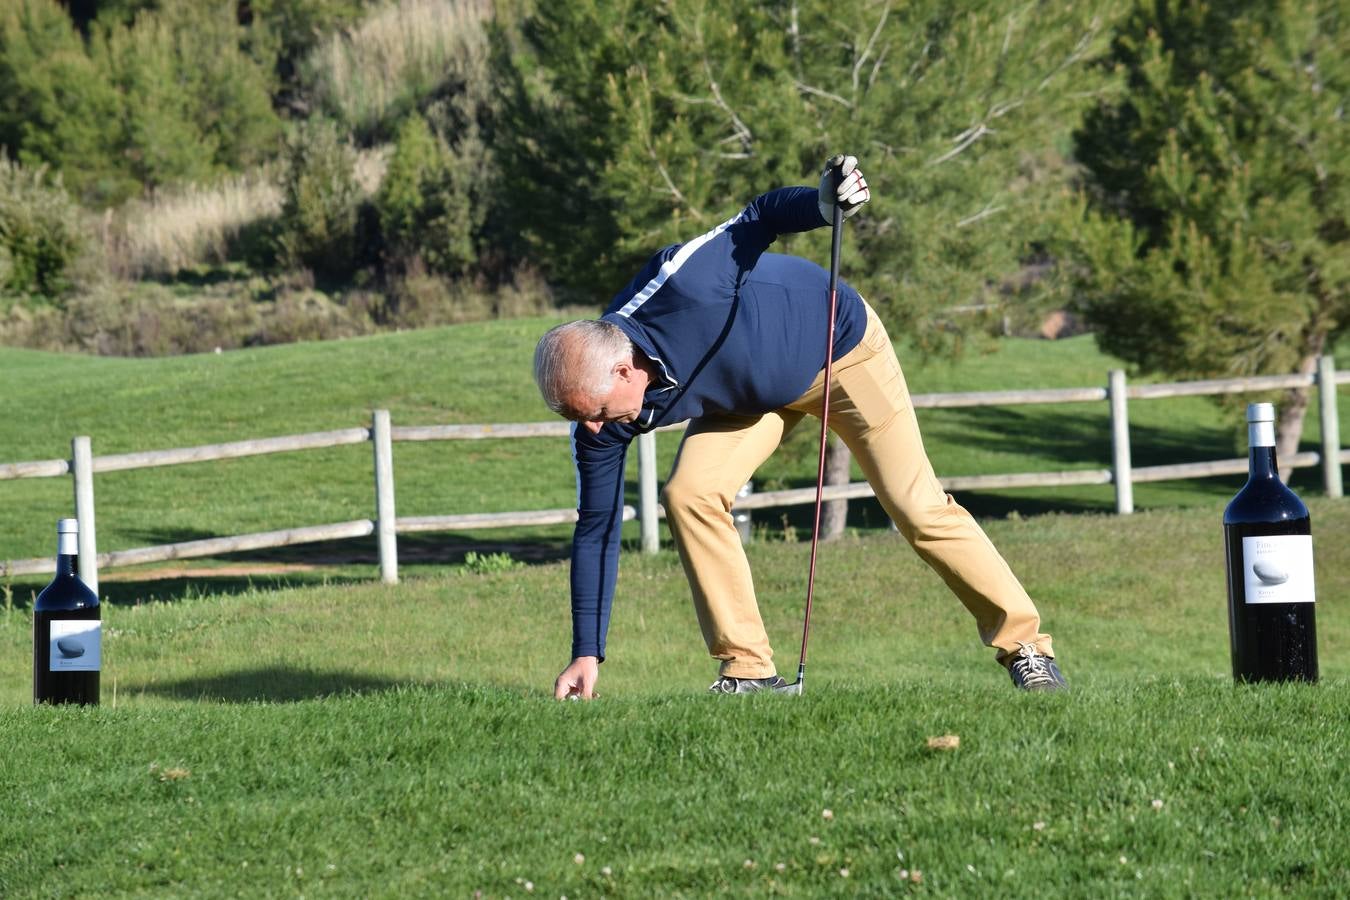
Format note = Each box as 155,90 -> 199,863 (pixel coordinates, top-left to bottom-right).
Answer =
1318,355 -> 1342,499
1108,369 -> 1134,514
372,410 -> 398,583
638,430 -> 658,553
71,435 -> 98,595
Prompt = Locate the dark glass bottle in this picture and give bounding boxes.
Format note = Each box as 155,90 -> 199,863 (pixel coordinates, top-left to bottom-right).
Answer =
34,518 -> 101,705
1222,403 -> 1318,683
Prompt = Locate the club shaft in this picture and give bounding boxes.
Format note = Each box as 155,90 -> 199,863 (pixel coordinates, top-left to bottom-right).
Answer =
796,197 -> 845,681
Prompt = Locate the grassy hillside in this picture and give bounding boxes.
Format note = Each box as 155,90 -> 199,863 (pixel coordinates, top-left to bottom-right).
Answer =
0,504 -> 1346,896
2,320 -> 1348,600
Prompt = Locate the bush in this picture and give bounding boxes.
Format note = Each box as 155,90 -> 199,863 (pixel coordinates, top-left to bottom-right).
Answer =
0,155 -> 88,300
277,120 -> 365,282
0,277 -> 379,356
382,261 -> 554,327
376,114 -> 477,277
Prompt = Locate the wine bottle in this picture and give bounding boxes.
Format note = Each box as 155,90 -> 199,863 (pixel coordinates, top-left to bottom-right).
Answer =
33,518 -> 101,705
1222,403 -> 1317,683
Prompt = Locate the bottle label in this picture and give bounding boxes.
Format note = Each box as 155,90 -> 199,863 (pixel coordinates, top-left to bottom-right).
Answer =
1242,535 -> 1315,604
48,619 -> 101,672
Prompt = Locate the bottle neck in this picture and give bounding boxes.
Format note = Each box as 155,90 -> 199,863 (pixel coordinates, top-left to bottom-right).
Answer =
56,531 -> 78,576
1248,445 -> 1279,481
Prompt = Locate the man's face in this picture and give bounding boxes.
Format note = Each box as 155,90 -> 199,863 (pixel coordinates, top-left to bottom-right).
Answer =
564,360 -> 649,434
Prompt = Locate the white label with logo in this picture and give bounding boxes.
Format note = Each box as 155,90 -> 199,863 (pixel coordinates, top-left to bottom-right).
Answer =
49,619 -> 101,672
1242,535 -> 1315,605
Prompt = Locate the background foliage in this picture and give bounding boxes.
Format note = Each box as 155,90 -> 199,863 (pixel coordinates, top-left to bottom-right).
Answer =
1062,0 -> 1349,458
0,0 -> 1344,444
493,0 -> 1118,352
0,155 -> 88,299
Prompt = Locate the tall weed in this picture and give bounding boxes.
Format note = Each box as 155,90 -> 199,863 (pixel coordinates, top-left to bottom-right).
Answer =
104,171 -> 283,279
302,0 -> 492,139
103,148 -> 388,280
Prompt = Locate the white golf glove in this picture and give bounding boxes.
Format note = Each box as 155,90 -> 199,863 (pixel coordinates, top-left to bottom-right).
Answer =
818,154 -> 870,222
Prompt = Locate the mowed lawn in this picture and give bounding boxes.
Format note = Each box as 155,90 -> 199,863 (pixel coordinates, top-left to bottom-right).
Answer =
1,501 -> 1346,896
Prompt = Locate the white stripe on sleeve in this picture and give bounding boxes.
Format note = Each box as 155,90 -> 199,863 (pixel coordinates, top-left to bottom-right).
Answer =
615,211 -> 745,318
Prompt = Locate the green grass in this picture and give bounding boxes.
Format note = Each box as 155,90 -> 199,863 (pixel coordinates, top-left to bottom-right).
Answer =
4,320 -> 1349,603
1,502 -> 1347,895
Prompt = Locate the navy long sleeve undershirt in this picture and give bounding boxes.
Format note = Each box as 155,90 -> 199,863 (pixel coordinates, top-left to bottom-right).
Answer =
567,185 -> 866,661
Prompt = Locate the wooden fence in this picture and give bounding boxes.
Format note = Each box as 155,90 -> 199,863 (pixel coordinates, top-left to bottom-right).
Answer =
3,361 -> 1348,593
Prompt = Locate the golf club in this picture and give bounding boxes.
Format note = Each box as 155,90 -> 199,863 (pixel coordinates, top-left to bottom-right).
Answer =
782,162 -> 846,696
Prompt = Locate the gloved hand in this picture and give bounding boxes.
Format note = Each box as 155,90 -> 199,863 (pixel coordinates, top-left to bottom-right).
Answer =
818,154 -> 870,222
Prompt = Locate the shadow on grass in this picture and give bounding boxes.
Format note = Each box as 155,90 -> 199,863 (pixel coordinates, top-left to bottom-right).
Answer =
732,403 -> 1258,531
922,404 -> 1238,469
138,665 -> 431,703
116,532 -> 571,568
73,532 -> 573,607
97,573 -> 368,607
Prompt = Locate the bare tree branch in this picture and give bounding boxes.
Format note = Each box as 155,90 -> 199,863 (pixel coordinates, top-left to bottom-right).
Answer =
794,80 -> 853,108
868,44 -> 891,94
852,0 -> 892,98
956,203 -> 1006,228
703,57 -> 754,156
1037,18 -> 1102,91
906,40 -> 934,84
648,146 -> 701,217
928,123 -> 993,166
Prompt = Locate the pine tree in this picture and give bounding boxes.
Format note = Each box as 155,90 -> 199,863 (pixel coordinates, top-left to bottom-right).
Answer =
492,0 -> 1117,353
377,113 -> 480,277
0,0 -> 134,206
1,0 -> 281,206
1064,0 -> 1349,464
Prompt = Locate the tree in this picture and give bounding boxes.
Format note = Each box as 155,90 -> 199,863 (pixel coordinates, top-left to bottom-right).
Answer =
376,113 -> 480,277
90,3 -> 283,195
1063,0 -> 1349,468
0,0 -> 134,205
277,118 -> 363,282
1,0 -> 281,206
492,0 -> 1117,355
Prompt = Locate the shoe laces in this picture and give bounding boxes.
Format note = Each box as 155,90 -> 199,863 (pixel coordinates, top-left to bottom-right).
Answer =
708,676 -> 737,694
1011,642 -> 1056,687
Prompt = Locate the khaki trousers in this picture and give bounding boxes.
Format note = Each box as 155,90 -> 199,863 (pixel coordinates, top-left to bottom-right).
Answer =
662,304 -> 1054,678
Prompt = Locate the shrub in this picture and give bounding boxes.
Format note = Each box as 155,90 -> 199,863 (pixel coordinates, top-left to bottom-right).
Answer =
0,277 -> 379,356
0,155 -> 88,300
251,287 -> 373,346
376,114 -> 477,277
244,0 -> 371,94
383,261 -> 554,328
277,120 -> 365,282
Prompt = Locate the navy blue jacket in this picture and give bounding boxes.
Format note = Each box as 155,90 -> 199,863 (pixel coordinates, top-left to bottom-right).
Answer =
568,185 -> 866,660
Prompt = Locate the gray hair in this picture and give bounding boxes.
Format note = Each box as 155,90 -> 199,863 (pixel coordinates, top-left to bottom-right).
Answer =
533,320 -> 633,415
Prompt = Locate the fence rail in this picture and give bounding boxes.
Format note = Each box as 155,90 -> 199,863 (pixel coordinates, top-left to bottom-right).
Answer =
3,361 -> 1347,592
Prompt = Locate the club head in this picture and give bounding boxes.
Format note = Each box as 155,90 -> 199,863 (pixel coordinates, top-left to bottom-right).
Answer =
775,679 -> 803,696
